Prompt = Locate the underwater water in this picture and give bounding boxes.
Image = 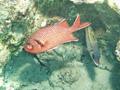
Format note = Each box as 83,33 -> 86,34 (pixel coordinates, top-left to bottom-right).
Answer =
0,0 -> 120,90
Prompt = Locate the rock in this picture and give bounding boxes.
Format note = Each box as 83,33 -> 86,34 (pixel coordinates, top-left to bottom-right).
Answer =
16,0 -> 31,15
0,44 -> 10,69
0,1 -> 9,20
107,0 -> 120,16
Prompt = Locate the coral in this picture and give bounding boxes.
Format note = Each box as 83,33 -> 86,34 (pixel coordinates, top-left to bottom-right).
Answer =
0,44 -> 10,74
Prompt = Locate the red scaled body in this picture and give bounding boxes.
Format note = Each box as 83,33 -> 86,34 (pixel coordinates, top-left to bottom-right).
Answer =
24,15 -> 91,54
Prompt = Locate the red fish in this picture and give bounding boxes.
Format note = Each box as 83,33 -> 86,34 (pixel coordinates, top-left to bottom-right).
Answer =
24,15 -> 91,54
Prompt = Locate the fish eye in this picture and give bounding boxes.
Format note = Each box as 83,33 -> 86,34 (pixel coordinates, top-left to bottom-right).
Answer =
26,44 -> 33,50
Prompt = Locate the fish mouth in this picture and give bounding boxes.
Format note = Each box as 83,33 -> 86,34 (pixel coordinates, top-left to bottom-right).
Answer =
23,46 -> 37,54
91,54 -> 100,66
22,47 -> 30,53
93,59 -> 100,66
23,45 -> 30,52
23,42 -> 42,54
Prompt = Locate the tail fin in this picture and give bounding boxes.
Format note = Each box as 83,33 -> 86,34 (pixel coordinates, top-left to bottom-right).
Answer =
71,14 -> 91,32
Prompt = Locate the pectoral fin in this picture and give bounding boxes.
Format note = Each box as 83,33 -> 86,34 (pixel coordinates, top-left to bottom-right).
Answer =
35,39 -> 46,46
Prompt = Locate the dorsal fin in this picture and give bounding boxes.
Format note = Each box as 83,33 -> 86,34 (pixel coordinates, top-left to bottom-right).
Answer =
58,19 -> 69,28
71,14 -> 80,29
70,14 -> 91,32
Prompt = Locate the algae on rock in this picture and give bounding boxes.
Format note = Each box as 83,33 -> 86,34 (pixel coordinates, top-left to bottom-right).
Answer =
115,40 -> 120,61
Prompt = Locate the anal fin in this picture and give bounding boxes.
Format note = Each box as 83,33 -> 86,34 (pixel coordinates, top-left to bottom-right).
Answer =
47,46 -> 58,52
64,34 -> 79,43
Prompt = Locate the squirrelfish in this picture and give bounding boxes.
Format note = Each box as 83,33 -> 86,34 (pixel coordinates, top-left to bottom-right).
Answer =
24,15 -> 91,54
